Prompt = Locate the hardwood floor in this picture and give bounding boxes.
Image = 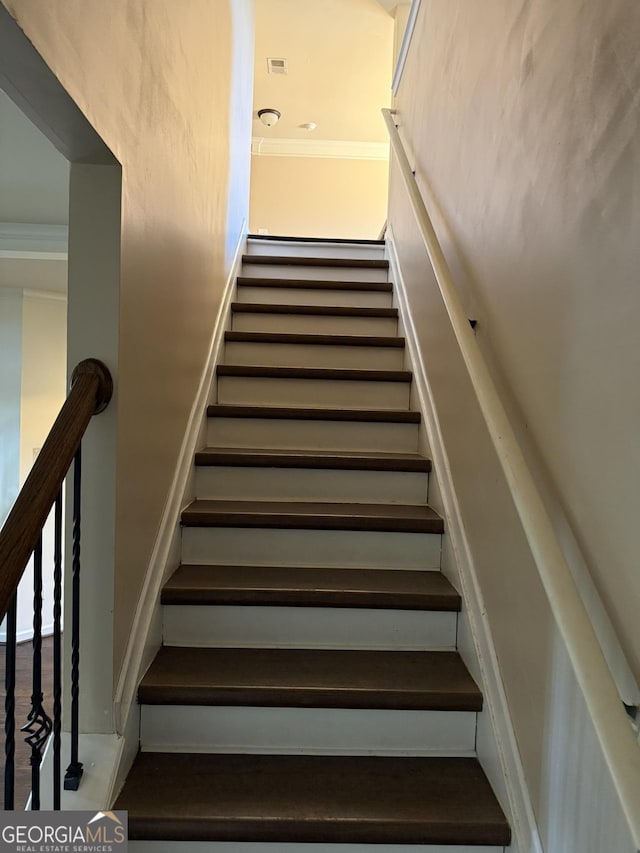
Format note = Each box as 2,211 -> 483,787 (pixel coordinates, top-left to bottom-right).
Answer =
0,636 -> 54,810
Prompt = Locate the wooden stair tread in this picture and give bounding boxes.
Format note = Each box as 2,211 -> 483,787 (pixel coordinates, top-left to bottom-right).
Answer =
231,301 -> 397,317
217,364 -> 412,382
247,234 -> 386,245
206,404 -> 421,423
236,276 -> 393,292
115,753 -> 510,845
194,447 -> 431,471
181,500 -> 444,533
138,647 -> 481,711
225,330 -> 405,347
242,254 -> 389,269
162,565 -> 461,610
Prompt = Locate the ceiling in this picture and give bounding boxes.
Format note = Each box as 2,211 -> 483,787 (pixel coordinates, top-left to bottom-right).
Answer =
252,0 -> 395,144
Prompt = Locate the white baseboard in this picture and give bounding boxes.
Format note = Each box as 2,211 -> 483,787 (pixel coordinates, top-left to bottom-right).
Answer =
112,223 -> 247,740
387,229 -> 541,853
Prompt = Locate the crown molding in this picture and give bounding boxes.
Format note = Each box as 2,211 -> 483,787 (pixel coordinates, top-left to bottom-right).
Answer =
251,137 -> 390,161
0,222 -> 68,260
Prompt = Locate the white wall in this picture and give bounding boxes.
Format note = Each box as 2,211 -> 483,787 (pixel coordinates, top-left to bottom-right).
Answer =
388,0 -> 640,847
0,290 -> 22,528
226,0 -> 255,263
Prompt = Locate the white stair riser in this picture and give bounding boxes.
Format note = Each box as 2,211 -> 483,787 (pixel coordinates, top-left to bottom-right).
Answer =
217,376 -> 411,410
182,527 -> 441,571
224,341 -> 405,369
131,841 -> 502,852
245,240 -> 386,260
207,418 -> 420,453
231,311 -> 398,335
236,286 -> 392,309
241,264 -> 389,282
163,605 -> 455,650
140,705 -> 476,756
195,466 -> 428,505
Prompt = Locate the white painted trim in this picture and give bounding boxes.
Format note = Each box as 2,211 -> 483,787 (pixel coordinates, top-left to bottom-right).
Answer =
251,137 -> 390,161
387,229 -> 541,853
38,732 -> 124,811
112,222 -> 247,735
0,222 -> 68,258
392,0 -> 422,95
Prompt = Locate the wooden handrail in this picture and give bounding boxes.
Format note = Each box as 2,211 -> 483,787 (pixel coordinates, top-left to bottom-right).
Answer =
0,358 -> 113,621
382,107 -> 640,846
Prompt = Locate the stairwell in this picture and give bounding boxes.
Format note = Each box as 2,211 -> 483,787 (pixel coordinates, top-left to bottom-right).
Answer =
115,236 -> 511,851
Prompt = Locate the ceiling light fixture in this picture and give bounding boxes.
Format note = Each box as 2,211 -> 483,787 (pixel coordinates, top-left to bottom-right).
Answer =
300,122 -> 317,131
257,108 -> 281,128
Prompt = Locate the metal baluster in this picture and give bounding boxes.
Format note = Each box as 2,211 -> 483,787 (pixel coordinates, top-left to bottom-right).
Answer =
21,535 -> 53,810
4,594 -> 17,810
64,446 -> 83,791
53,490 -> 63,809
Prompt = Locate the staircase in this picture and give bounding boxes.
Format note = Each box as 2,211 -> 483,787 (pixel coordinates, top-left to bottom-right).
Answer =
115,236 -> 511,851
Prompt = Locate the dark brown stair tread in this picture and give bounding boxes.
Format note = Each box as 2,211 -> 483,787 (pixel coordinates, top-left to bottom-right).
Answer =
115,753 -> 510,845
181,500 -> 444,534
194,447 -> 431,472
248,234 -> 385,245
162,565 -> 461,610
231,301 -> 397,317
138,647 -> 481,711
217,365 -> 412,382
207,404 -> 421,423
225,330 -> 405,347
237,276 -> 393,291
242,254 -> 389,269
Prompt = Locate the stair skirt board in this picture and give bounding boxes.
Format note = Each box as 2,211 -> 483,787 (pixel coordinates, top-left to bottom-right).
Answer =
131,844 -> 505,852
235,285 -> 392,308
223,341 -> 406,369
162,604 -> 456,649
231,311 -> 398,335
239,264 -> 390,282
207,416 -> 420,453
216,375 -> 411,409
181,527 -> 442,570
140,705 -> 477,755
194,466 -> 428,505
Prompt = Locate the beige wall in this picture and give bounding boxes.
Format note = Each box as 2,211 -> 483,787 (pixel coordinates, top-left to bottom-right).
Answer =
389,0 -> 640,844
250,155 -> 388,238
3,0 -> 253,679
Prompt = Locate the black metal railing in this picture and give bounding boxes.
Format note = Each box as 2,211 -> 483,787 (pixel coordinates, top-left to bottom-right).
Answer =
1,359 -> 113,809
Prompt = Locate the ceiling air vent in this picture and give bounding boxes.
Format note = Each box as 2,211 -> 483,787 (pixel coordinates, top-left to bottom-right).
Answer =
267,57 -> 288,75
